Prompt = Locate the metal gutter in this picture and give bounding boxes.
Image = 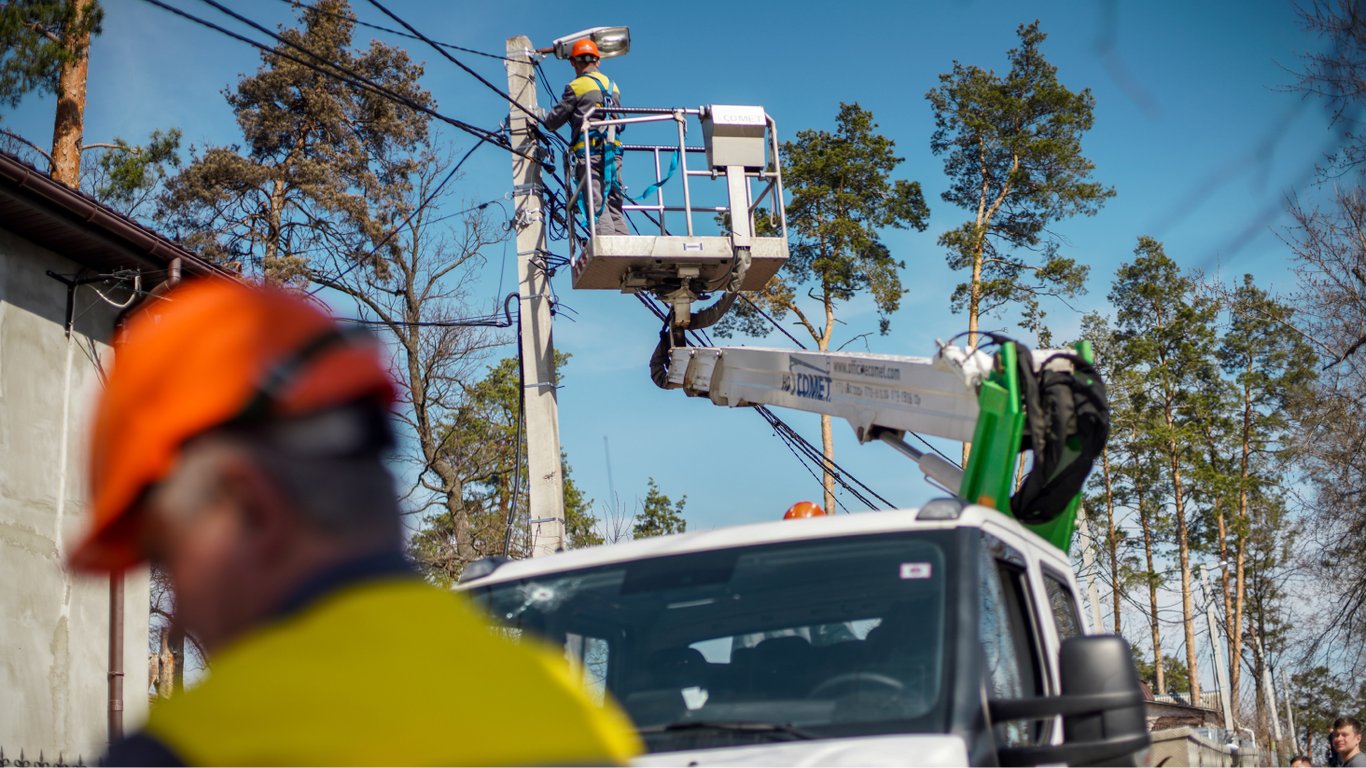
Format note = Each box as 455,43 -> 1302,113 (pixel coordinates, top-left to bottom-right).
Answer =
0,150 -> 230,278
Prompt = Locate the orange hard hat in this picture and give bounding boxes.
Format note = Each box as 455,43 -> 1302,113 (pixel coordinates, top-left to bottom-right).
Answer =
783,501 -> 826,519
68,278 -> 396,574
570,38 -> 600,60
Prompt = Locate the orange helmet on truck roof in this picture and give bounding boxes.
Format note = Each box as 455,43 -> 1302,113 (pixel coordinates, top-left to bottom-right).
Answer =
570,38 -> 600,60
68,278 -> 396,574
783,501 -> 826,519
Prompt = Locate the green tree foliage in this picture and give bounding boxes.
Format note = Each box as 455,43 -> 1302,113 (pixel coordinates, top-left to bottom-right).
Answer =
157,0 -> 430,284
1133,650 -> 1191,697
0,0 -> 102,110
408,354 -> 600,585
716,102 -> 928,512
1208,275 -> 1317,707
1109,236 -> 1220,701
1292,666 -> 1364,756
926,21 -> 1113,345
82,129 -> 182,217
0,0 -> 178,202
633,478 -> 686,539
1089,307 -> 1175,692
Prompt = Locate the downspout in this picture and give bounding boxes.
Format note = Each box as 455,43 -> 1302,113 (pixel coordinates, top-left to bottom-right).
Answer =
107,256 -> 182,743
107,573 -> 123,743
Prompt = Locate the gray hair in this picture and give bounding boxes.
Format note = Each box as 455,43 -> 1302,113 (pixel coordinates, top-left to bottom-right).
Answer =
187,403 -> 403,547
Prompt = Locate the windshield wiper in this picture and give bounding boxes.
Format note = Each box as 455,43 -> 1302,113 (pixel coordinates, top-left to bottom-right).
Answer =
638,720 -> 819,741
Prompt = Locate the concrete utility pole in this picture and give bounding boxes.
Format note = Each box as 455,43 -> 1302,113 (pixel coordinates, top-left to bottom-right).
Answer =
1200,564 -> 1235,732
1256,635 -> 1283,758
1283,669 -> 1298,753
1074,505 -> 1105,632
507,35 -> 565,556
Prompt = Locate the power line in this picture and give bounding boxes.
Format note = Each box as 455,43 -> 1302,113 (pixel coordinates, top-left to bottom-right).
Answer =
188,0 -> 510,147
309,133 -> 483,295
361,0 -> 543,125
338,293 -> 517,330
634,293 -> 893,511
141,0 -> 522,159
271,0 -> 512,61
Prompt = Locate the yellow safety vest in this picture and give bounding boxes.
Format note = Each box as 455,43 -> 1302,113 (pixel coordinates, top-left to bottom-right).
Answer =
144,577 -> 642,765
569,71 -> 622,154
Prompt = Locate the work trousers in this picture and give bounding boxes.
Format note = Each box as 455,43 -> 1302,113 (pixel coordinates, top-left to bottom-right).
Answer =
577,156 -> 629,236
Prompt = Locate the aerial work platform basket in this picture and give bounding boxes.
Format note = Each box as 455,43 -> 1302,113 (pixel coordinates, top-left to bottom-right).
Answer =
567,105 -> 789,324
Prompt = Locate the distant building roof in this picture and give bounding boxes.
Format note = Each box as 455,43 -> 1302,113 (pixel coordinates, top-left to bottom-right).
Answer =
0,149 -> 232,280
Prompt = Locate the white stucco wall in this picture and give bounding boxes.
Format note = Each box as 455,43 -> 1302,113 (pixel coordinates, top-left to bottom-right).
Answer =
0,228 -> 151,762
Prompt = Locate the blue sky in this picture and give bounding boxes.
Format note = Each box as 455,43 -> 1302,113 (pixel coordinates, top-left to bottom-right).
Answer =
4,0 -> 1337,537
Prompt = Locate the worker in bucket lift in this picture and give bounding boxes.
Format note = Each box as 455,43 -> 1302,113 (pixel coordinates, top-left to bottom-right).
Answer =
71,278 -> 641,766
542,38 -> 630,236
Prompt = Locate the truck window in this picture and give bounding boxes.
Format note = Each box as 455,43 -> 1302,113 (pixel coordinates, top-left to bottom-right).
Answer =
1042,572 -> 1083,640
979,538 -> 1044,747
466,532 -> 954,754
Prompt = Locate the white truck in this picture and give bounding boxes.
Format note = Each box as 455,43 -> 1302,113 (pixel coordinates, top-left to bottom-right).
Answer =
459,341 -> 1150,766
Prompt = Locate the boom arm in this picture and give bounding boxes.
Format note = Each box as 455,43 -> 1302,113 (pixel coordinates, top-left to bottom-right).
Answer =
663,342 -> 1097,552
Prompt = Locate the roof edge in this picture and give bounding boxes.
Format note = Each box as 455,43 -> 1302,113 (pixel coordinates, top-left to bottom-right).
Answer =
0,149 -> 232,279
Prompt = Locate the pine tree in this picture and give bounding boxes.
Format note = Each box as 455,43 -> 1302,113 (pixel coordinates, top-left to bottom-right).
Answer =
0,0 -> 101,185
1110,236 -> 1220,702
926,20 -> 1113,348
157,0 -> 430,284
633,478 -> 687,539
715,102 -> 928,512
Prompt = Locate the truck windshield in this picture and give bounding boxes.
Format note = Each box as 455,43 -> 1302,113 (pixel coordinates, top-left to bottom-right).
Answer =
466,532 -> 952,753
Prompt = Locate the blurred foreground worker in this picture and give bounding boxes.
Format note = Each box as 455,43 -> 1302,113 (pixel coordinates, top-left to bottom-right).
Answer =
69,279 -> 640,766
543,37 -> 629,236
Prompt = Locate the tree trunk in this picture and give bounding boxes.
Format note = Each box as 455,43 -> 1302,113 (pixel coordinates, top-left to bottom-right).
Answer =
170,624 -> 185,693
1207,439 -> 1238,713
154,626 -> 175,699
1168,439 -> 1201,702
1101,448 -> 1122,635
50,0 -> 96,187
1156,306 -> 1199,702
1138,493 -> 1165,694
1231,367 -> 1255,715
963,228 -> 985,466
819,287 -> 836,513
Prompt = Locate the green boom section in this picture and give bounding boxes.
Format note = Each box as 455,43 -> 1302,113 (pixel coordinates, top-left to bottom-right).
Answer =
957,341 -> 1096,554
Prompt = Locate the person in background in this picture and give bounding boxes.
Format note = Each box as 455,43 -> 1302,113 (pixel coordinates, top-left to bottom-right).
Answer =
1333,716 -> 1366,767
70,278 -> 641,766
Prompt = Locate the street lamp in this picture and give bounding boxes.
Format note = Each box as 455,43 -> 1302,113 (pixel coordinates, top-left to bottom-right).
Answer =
540,26 -> 631,60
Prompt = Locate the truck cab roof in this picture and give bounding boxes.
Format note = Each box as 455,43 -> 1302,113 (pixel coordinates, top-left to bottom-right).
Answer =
459,500 -> 1075,590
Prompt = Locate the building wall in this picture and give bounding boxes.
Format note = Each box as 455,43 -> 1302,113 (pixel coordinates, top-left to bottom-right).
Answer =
0,228 -> 151,761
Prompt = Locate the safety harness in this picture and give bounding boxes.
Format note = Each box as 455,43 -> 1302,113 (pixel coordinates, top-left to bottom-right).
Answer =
571,72 -> 622,226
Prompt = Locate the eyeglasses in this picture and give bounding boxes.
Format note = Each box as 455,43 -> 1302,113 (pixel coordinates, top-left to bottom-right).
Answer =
573,56 -> 598,65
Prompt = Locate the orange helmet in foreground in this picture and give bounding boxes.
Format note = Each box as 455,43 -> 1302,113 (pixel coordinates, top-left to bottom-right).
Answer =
783,501 -> 826,519
570,38 -> 600,60
68,278 -> 396,574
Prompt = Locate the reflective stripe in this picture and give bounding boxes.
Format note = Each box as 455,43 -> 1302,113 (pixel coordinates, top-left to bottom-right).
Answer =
144,579 -> 641,765
569,71 -> 619,101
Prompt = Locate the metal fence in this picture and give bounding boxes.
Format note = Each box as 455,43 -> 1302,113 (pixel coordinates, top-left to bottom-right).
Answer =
0,747 -> 87,766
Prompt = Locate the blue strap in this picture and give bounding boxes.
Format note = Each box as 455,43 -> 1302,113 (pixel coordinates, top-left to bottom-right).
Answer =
631,148 -> 680,202
575,144 -> 620,230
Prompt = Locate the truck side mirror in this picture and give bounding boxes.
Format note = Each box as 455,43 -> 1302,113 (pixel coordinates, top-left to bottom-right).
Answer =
1056,635 -> 1149,766
989,634 -> 1150,766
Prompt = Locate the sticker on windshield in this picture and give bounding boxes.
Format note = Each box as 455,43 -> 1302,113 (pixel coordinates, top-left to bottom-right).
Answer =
900,562 -> 932,579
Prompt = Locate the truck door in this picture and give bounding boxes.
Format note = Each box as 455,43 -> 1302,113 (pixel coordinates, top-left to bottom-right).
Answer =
978,535 -> 1049,754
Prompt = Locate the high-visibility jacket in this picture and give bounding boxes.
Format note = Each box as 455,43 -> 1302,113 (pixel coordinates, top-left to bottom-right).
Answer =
102,558 -> 642,766
543,70 -> 621,154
